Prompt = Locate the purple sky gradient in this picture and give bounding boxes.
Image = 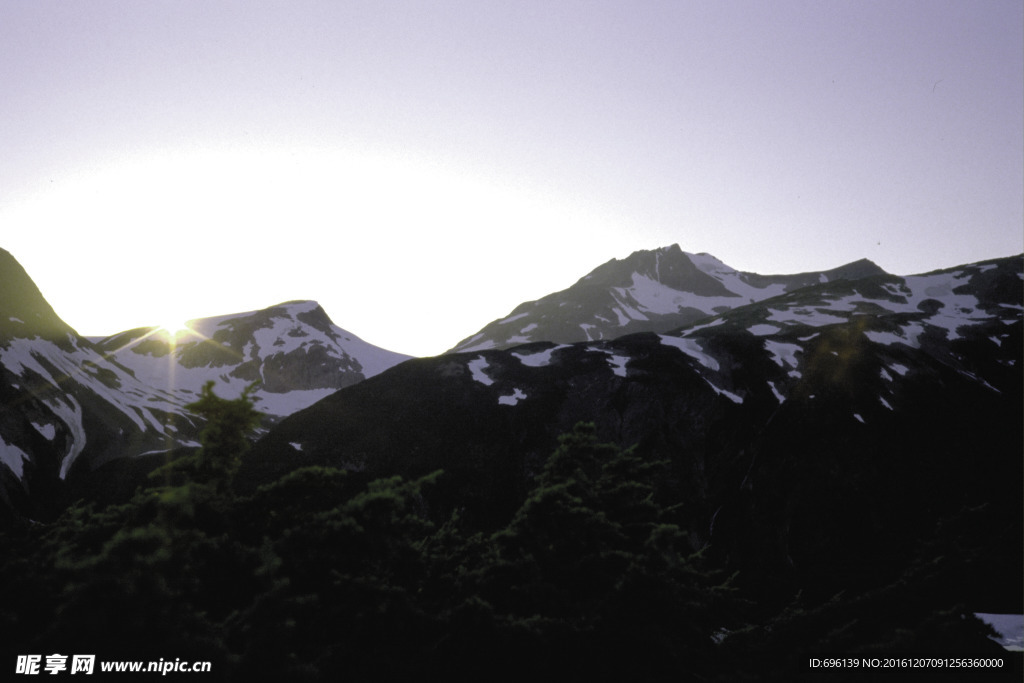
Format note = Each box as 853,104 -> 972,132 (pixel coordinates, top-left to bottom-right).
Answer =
1,1 -> 1021,356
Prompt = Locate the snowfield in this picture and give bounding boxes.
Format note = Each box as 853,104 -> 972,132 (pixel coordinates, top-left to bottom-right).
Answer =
659,335 -> 720,371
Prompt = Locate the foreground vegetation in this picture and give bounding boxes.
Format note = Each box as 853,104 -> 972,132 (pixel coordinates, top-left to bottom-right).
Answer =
0,384 -> 1015,681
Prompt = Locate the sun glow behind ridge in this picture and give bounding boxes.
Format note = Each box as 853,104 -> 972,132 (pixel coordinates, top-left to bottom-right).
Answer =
157,320 -> 196,342
1,143 -> 631,355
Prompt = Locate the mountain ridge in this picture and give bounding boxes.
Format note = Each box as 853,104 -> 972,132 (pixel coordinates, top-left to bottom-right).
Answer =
0,242 -> 1020,669
93,299 -> 411,412
0,248 -> 411,520
1,243 -> 1020,525
245,250 -> 1021,611
0,247 -> 78,343
449,244 -> 891,353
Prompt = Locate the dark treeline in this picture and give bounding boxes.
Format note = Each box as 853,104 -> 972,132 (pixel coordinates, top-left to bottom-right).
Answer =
0,384 -> 1016,682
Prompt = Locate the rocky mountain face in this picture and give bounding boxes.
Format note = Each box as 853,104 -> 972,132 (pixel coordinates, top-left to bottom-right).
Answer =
249,253 -> 1022,608
0,248 -> 410,521
449,243 -> 888,352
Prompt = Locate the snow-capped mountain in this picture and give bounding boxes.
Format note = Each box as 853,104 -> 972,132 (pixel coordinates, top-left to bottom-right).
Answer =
659,254 -> 1023,402
3,242 -> 1019,669
1,248 -> 198,519
0,247 -> 410,520
250,252 -> 1021,610
260,255 -> 1022,488
93,300 -> 411,419
449,244 -> 887,352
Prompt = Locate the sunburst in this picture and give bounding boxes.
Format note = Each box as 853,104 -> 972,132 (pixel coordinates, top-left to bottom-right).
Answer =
157,319 -> 197,342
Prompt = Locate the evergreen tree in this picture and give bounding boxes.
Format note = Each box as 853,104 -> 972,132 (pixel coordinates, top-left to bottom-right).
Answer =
151,381 -> 262,493
427,423 -> 735,681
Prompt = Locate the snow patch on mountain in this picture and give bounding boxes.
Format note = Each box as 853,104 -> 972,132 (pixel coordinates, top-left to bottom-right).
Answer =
513,345 -> 569,368
622,271 -> 785,318
456,333 -> 493,353
468,356 -> 495,386
610,284 -> 650,320
764,340 -> 802,373
498,388 -> 527,406
610,306 -> 631,327
604,353 -> 630,377
682,318 -> 727,336
32,422 -> 56,440
686,252 -> 736,277
2,337 -> 69,384
749,324 -> 780,336
659,335 -> 719,371
3,336 -> 179,444
898,322 -> 926,347
865,324 -> 929,347
863,331 -> 902,346
103,344 -> 241,403
975,614 -> 1024,651
497,313 -> 530,326
706,381 -> 743,404
0,435 -> 28,478
50,395 -> 86,479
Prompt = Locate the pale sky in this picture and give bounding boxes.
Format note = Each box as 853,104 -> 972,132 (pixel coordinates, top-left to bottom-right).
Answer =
1,1 -> 1021,357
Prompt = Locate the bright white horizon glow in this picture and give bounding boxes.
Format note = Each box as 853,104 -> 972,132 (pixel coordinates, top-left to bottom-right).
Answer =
1,1 -> 1021,357
4,144 -> 630,354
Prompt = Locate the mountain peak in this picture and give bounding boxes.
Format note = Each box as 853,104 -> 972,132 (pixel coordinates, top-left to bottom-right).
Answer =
685,251 -> 738,277
450,246 -> 902,353
0,248 -> 76,342
93,298 -> 410,416
822,258 -> 887,281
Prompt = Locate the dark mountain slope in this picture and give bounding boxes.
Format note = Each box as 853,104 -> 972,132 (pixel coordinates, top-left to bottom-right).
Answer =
0,247 -> 76,342
247,255 -> 1022,607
